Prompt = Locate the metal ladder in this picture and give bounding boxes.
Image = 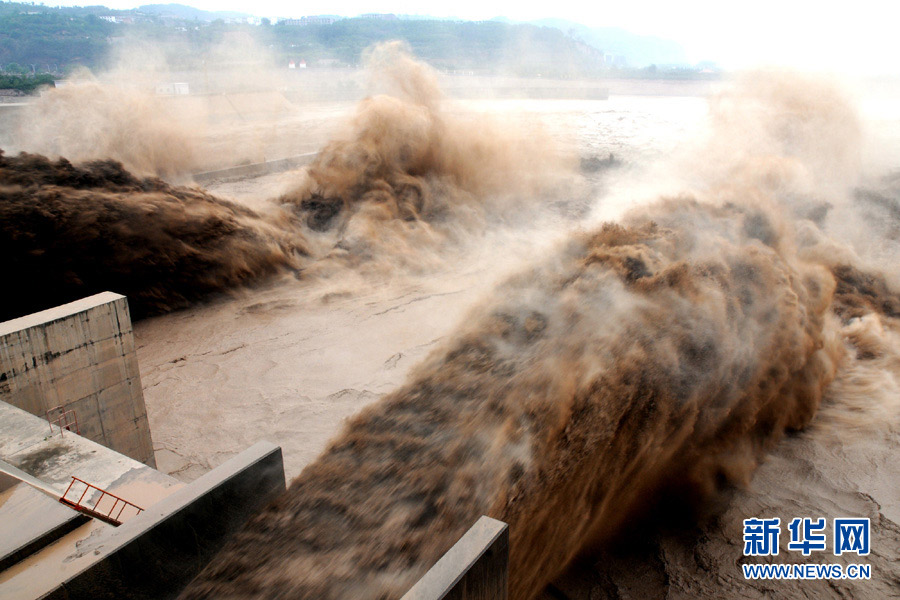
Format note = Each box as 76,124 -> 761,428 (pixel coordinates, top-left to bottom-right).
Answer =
59,476 -> 144,526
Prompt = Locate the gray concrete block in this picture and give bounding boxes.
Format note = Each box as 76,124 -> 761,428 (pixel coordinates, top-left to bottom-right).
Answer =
401,516 -> 509,600
61,394 -> 102,440
122,351 -> 141,381
52,369 -> 98,408
91,358 -> 130,392
1,293 -> 155,466
105,439 -> 142,465
120,330 -> 135,357
110,299 -> 134,335
9,385 -> 44,416
42,319 -> 82,356
0,293 -> 122,340
97,382 -> 137,417
105,419 -> 143,445
84,310 -> 121,344
90,337 -> 126,368
47,348 -> 95,383
192,152 -> 317,184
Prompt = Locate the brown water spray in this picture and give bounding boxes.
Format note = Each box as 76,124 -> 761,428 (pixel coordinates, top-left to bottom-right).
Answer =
178,65 -> 900,600
2,46 -> 898,600
180,193 -> 842,599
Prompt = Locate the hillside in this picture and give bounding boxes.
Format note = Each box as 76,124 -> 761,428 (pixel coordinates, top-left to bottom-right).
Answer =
0,1 -> 705,79
266,19 -> 604,76
136,3 -> 252,22
530,18 -> 689,67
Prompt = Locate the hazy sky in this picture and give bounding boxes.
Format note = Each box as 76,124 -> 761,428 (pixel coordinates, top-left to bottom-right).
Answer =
40,0 -> 900,73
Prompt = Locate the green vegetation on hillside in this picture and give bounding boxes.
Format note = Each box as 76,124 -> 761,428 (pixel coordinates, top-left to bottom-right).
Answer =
0,4 -> 115,71
0,1 -> 714,79
0,72 -> 55,92
262,19 -> 604,76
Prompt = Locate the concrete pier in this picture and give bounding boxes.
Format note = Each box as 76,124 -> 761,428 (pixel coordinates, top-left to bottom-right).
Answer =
2,442 -> 285,600
0,292 -> 155,466
402,516 -> 509,600
0,399 -> 185,597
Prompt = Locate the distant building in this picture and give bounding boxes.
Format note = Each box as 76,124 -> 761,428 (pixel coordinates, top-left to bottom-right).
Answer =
359,13 -> 397,20
281,16 -> 337,26
99,15 -> 132,23
155,82 -> 190,96
302,16 -> 335,25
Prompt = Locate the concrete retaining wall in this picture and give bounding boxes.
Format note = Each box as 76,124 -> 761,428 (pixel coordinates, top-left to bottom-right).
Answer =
0,292 -> 155,467
41,441 -> 286,600
402,516 -> 509,600
192,151 -> 317,184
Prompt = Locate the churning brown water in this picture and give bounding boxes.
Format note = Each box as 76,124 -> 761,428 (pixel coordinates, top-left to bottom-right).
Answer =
180,196 -> 847,599
178,58 -> 898,599
4,44 -> 900,599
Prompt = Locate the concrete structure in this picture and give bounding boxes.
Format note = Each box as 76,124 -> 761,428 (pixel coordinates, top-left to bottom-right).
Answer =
1,293 -> 510,599
0,397 -> 283,598
2,397 -> 506,600
0,400 -> 178,499
0,474 -> 89,573
192,151 -> 318,184
402,516 -> 509,600
0,294 -> 292,598
0,292 -> 155,466
0,398 -> 185,596
0,442 -> 285,599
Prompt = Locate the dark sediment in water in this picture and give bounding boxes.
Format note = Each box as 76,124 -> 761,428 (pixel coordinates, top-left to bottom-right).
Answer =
830,264 -> 900,322
0,150 -> 305,321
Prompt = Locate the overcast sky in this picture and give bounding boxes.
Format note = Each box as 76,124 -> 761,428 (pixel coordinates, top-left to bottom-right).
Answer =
36,0 -> 900,73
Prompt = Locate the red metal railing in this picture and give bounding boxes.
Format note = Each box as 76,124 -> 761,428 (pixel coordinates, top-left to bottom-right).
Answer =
46,405 -> 80,436
59,477 -> 144,526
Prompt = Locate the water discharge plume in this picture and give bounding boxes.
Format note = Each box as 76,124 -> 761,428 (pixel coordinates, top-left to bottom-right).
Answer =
174,69 -> 900,599
0,46 -> 583,322
280,42 -> 581,271
180,190 -> 844,599
0,151 -> 306,321
3,55 -> 896,597
11,75 -> 203,178
705,71 -> 862,189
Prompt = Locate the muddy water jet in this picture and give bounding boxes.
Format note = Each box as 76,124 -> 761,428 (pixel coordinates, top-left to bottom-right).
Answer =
0,151 -> 305,321
177,69 -> 897,600
279,42 -> 580,273
180,193 -> 842,599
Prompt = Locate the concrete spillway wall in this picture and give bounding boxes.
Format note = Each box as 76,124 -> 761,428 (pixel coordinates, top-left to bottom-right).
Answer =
0,292 -> 155,467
